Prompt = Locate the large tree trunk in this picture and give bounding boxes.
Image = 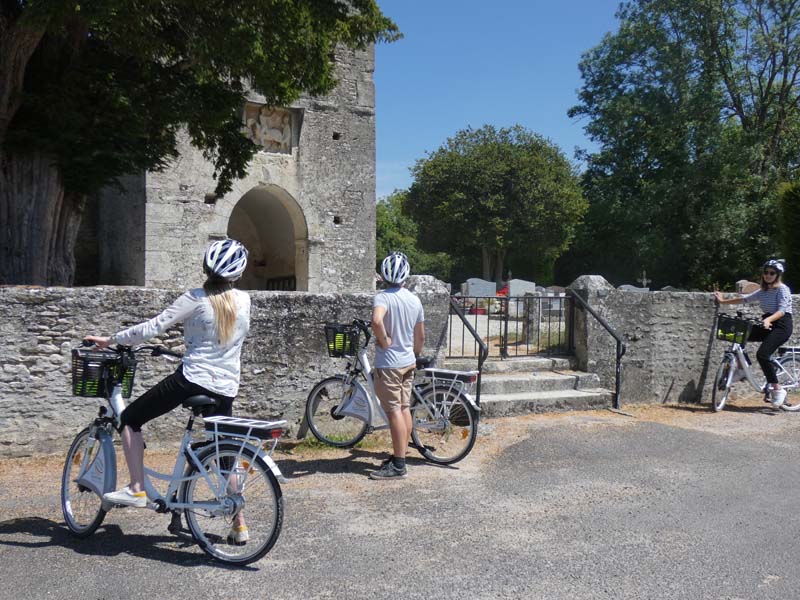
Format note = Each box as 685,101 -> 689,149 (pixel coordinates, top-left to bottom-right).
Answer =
480,247 -> 507,286
0,151 -> 84,285
0,11 -> 47,147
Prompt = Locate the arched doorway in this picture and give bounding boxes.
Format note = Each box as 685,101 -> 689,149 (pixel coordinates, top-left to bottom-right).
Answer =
227,185 -> 309,291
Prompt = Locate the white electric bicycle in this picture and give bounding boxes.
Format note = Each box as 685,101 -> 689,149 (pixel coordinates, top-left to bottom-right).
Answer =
61,343 -> 287,565
712,312 -> 800,412
305,319 -> 481,465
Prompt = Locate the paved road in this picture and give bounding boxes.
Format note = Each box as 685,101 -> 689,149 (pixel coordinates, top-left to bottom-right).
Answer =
1,399 -> 799,600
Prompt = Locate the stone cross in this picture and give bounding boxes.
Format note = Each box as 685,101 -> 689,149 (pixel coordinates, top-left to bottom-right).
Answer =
638,270 -> 650,287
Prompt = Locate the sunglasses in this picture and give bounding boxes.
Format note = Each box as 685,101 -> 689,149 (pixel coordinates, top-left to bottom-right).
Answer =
763,270 -> 778,276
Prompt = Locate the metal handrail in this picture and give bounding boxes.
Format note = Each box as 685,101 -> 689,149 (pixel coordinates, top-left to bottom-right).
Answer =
449,297 -> 488,405
567,289 -> 626,409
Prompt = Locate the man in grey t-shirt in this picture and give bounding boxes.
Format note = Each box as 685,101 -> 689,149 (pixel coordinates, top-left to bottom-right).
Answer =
370,252 -> 425,480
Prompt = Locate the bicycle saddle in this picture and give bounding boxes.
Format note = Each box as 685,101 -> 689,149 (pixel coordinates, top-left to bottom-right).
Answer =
183,395 -> 217,409
416,356 -> 432,369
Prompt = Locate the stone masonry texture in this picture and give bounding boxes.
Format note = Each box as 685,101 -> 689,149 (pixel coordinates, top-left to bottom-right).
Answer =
570,276 -> 800,406
0,283 -> 448,458
90,45 -> 376,294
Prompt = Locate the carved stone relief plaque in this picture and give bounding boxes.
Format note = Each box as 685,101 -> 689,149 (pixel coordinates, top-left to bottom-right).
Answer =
242,103 -> 293,153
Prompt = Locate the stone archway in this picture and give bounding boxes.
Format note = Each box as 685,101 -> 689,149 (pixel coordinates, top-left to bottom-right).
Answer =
227,185 -> 309,291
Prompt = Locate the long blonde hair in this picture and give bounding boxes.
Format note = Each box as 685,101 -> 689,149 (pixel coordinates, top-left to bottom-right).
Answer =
203,279 -> 238,345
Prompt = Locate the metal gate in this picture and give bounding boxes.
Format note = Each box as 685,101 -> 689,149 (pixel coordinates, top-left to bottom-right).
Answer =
447,294 -> 574,359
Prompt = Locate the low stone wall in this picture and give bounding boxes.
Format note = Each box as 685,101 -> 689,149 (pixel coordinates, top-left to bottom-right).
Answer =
0,282 -> 449,457
571,276 -> 800,406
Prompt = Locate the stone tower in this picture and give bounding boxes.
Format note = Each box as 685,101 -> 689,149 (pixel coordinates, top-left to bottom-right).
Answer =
80,46 -> 376,293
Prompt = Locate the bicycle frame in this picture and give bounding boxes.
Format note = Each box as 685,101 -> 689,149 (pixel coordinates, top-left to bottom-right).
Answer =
333,345 -> 481,431
723,342 -> 798,393
84,382 -> 287,515
335,346 -> 389,431
140,418 -> 286,515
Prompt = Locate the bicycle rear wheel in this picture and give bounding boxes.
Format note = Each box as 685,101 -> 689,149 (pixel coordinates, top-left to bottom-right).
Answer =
61,427 -> 109,537
711,355 -> 735,412
411,387 -> 478,465
305,376 -> 369,447
777,355 -> 800,411
182,444 -> 283,566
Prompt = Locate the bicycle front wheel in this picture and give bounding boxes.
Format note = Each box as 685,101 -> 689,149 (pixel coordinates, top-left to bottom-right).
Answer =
305,376 -> 369,447
182,444 -> 283,566
711,355 -> 735,412
777,354 -> 800,411
61,427 -> 109,537
411,387 -> 479,465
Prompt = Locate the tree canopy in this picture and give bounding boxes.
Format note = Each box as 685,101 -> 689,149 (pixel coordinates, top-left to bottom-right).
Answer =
405,125 -> 586,284
558,0 -> 800,289
376,190 -> 453,282
0,0 -> 399,284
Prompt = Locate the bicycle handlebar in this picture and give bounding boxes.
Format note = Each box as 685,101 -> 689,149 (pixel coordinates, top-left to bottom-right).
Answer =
351,318 -> 372,347
80,341 -> 183,359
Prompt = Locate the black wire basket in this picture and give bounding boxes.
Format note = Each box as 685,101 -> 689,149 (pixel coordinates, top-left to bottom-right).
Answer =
324,324 -> 360,358
716,314 -> 753,345
71,349 -> 137,398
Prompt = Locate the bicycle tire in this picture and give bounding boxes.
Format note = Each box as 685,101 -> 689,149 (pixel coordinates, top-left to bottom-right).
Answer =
711,355 -> 735,412
182,443 -> 283,566
305,375 -> 369,447
411,385 -> 479,465
777,355 -> 800,411
61,427 -> 111,537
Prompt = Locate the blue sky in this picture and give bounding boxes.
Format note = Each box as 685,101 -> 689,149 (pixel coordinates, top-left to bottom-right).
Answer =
374,1 -> 623,199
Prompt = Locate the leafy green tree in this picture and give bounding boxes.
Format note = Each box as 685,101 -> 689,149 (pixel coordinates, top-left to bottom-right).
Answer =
1,0 -> 398,285
405,125 -> 586,285
779,182 -> 800,288
376,190 -> 453,282
559,0 -> 800,289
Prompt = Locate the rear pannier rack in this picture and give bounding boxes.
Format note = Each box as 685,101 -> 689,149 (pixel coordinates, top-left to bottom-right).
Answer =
203,416 -> 287,441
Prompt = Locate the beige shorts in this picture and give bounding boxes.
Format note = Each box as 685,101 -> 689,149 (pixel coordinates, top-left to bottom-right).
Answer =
374,364 -> 416,413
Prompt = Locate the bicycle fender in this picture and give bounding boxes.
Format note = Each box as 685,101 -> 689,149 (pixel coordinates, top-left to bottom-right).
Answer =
236,441 -> 286,483
77,427 -> 117,498
258,452 -> 286,482
415,384 -> 481,413
462,392 -> 481,412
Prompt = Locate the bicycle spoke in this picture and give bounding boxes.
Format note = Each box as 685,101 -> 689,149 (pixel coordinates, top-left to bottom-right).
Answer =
182,446 -> 283,565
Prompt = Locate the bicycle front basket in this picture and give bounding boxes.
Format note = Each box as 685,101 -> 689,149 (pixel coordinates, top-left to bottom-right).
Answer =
71,349 -> 137,398
716,314 -> 753,345
324,323 -> 360,357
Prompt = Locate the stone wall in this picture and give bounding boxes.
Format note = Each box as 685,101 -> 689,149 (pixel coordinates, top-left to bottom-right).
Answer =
570,276 -> 800,406
0,280 -> 448,457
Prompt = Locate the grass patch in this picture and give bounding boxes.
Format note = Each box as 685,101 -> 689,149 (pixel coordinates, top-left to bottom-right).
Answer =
285,431 -> 392,453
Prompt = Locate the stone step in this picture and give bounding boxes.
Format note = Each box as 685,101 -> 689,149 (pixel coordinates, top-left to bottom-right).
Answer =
478,389 -> 614,418
478,370 -> 601,395
439,356 -> 576,373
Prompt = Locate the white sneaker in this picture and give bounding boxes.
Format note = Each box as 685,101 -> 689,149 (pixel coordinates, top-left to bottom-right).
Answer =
772,388 -> 787,408
103,486 -> 147,508
227,525 -> 249,546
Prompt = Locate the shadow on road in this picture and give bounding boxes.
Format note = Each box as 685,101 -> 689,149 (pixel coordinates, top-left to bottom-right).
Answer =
659,402 -> 780,415
0,517 -> 258,570
279,447 -> 458,479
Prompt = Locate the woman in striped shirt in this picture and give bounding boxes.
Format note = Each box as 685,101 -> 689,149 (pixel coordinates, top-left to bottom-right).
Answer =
715,259 -> 793,407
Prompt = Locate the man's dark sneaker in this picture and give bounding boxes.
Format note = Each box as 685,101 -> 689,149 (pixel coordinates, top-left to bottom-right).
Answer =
369,462 -> 407,480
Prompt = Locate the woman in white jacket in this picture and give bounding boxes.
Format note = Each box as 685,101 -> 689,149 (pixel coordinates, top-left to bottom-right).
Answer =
85,239 -> 251,542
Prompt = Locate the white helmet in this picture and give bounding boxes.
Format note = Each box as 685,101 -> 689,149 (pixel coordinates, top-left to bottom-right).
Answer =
763,259 -> 785,273
203,239 -> 248,281
381,252 -> 410,285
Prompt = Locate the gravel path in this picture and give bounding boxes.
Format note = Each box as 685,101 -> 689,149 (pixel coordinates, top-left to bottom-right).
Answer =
1,397 -> 798,599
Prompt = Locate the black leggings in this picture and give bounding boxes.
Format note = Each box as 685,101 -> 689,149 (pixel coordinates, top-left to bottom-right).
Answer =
748,314 -> 793,384
120,367 -> 234,432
